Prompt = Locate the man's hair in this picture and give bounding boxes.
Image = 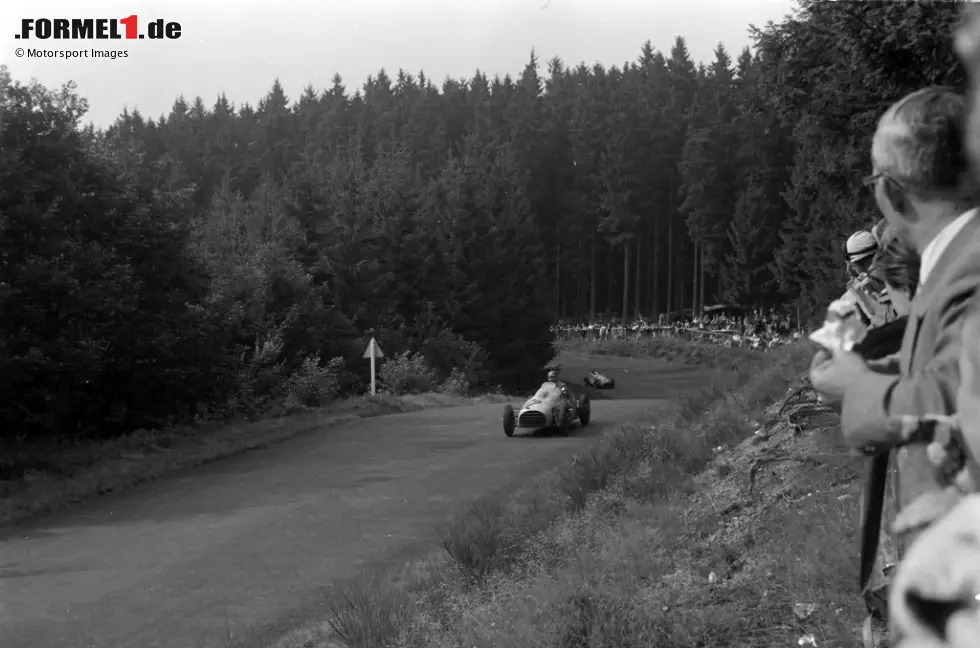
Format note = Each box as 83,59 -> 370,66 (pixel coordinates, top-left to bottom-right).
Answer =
870,228 -> 921,298
872,86 -> 976,201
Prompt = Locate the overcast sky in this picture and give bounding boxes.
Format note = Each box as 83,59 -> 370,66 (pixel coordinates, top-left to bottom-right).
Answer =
1,0 -> 796,128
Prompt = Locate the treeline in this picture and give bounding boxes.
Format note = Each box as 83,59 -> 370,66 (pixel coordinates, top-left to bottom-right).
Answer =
0,0 -> 967,441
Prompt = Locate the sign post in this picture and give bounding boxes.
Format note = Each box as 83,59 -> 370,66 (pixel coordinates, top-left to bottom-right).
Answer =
362,337 -> 385,395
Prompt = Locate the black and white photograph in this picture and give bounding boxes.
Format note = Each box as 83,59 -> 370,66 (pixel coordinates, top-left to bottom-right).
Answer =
3,1 -> 980,647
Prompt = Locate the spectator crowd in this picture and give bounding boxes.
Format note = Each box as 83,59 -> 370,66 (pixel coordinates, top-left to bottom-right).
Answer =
806,10 -> 980,647
551,309 -> 802,350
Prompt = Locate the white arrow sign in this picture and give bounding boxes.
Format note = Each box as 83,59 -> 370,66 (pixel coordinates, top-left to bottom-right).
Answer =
362,337 -> 384,360
362,337 -> 384,395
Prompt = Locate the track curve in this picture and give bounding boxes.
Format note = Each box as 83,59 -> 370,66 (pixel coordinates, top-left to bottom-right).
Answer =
1,398 -> 665,648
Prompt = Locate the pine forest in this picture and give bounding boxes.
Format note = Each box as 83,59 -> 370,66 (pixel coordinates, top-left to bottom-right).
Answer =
0,1 -> 967,441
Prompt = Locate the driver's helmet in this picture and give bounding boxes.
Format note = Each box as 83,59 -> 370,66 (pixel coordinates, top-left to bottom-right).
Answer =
547,370 -> 557,382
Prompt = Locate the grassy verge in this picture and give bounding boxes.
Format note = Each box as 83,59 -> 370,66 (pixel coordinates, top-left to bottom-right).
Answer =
557,336 -> 779,370
273,341 -> 859,648
0,391 -> 509,527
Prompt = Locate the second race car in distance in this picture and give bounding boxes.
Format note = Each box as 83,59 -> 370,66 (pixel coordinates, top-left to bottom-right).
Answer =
584,369 -> 615,389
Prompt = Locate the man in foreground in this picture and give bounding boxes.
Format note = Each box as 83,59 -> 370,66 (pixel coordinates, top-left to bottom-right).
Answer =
810,86 -> 980,645
883,12 -> 980,647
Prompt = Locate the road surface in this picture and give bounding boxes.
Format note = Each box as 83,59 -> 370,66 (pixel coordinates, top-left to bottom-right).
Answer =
1,357 -> 710,648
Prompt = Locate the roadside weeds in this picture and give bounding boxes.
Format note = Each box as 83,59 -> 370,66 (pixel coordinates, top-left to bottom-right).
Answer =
272,342 -> 843,648
0,391 -> 509,528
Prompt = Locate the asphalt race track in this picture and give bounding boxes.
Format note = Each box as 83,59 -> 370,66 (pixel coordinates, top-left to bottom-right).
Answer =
556,350 -> 713,401
0,353 -> 715,648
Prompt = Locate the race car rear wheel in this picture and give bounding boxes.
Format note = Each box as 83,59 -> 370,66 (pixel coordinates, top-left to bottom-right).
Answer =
556,407 -> 571,436
503,404 -> 515,437
577,397 -> 591,426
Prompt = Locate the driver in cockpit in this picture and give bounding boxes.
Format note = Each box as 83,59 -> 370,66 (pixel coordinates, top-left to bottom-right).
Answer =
546,370 -> 571,398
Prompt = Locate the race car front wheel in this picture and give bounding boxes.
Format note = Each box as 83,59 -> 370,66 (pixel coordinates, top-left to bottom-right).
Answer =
502,404 -> 516,437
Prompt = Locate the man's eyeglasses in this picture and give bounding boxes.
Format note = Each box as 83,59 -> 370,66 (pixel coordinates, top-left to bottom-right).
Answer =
863,171 -> 910,192
863,172 -> 885,188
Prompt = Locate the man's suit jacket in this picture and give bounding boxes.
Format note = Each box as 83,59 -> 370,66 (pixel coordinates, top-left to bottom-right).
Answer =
841,213 -> 980,548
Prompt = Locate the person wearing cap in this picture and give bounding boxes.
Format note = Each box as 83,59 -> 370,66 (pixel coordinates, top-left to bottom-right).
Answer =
846,230 -> 880,277
841,229 -> 892,328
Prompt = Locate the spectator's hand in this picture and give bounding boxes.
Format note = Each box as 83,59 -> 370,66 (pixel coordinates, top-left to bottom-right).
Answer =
809,349 -> 868,402
809,348 -> 832,379
809,349 -> 835,401
810,348 -> 832,370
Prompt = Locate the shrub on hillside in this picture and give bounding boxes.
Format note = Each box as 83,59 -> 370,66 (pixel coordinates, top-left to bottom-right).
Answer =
223,330 -> 346,417
341,326 -> 486,396
378,351 -> 437,395
285,354 -> 344,408
349,325 -> 486,397
439,368 -> 470,396
229,331 -> 288,418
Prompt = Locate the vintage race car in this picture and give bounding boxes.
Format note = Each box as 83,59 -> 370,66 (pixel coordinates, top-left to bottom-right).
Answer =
502,381 -> 590,437
584,369 -> 616,389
